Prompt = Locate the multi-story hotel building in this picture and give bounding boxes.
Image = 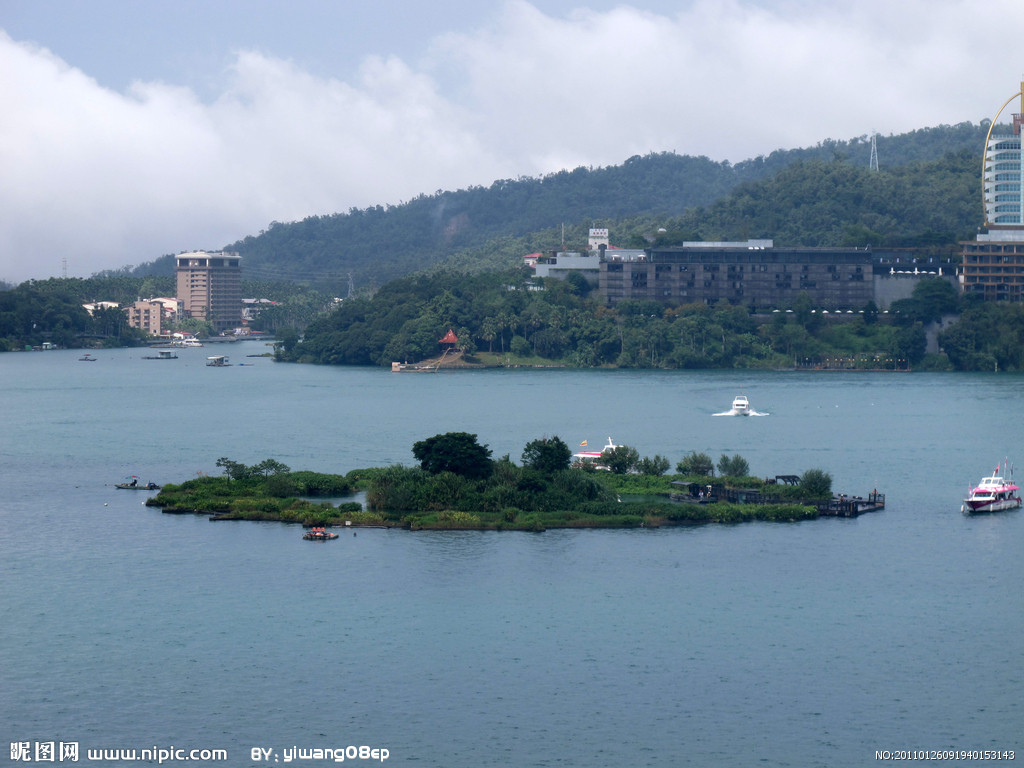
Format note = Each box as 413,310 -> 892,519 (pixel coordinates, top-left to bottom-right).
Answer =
963,80 -> 1024,301
175,251 -> 242,332
600,240 -> 874,309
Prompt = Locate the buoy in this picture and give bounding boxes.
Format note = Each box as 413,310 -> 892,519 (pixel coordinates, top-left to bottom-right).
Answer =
104,503 -> 108,506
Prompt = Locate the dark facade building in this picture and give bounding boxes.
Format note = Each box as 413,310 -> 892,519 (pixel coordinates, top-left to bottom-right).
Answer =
600,241 -> 874,309
961,236 -> 1024,301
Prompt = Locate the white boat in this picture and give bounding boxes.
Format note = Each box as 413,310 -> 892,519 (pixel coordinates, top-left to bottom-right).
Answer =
172,338 -> 204,348
572,437 -> 621,468
206,355 -> 231,367
962,465 -> 1022,514
731,395 -> 750,415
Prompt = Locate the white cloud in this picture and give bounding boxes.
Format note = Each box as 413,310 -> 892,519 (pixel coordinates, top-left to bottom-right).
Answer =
2,0 -> 1024,283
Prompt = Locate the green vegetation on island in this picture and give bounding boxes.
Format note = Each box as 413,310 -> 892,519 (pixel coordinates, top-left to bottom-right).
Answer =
145,435 -> 844,531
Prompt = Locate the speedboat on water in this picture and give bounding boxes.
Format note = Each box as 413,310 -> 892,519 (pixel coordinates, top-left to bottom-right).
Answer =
962,465 -> 1022,514
731,395 -> 751,415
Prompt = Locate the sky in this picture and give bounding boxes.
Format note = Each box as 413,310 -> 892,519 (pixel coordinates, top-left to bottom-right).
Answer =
2,0 -> 1023,283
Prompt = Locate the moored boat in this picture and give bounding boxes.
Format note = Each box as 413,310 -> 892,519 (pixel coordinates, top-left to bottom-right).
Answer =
962,464 -> 1022,514
572,437 -> 621,469
206,355 -> 231,366
143,350 -> 178,360
116,478 -> 161,490
78,353 -> 97,361
303,527 -> 339,541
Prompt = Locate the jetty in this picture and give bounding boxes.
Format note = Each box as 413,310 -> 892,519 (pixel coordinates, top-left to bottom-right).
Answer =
817,491 -> 885,517
670,479 -> 885,518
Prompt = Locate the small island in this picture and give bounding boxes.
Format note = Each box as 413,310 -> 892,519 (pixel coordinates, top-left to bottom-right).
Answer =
145,434 -> 883,531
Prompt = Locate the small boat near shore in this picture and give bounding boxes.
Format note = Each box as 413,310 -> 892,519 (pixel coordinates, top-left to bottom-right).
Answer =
78,353 -> 97,361
116,480 -> 161,490
303,527 -> 338,541
962,464 -> 1022,514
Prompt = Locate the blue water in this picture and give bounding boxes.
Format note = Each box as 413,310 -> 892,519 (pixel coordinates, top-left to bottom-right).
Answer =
1,345 -> 1021,767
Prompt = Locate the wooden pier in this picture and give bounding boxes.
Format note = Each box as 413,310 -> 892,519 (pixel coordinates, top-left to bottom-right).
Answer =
670,482 -> 885,518
816,491 -> 885,517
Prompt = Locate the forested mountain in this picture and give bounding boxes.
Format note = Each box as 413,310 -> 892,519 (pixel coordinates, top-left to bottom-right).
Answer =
131,121 -> 987,292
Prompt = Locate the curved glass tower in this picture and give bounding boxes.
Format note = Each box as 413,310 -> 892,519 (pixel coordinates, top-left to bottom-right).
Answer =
964,82 -> 1024,302
982,82 -> 1024,227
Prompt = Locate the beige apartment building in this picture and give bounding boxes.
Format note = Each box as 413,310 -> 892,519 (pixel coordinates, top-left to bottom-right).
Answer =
175,251 -> 242,333
125,300 -> 165,336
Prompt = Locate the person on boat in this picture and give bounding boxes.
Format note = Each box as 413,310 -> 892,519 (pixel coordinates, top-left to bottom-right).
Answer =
130,477 -> 137,487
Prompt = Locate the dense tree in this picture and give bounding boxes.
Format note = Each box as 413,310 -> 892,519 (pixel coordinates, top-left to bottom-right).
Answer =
413,432 -> 493,479
677,451 -> 714,477
603,445 -> 640,475
800,469 -> 833,497
717,454 -> 750,477
522,436 -> 572,475
636,454 -> 671,476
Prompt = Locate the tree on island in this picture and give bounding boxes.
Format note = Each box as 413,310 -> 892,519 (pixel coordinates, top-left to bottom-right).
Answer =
412,432 -> 493,479
677,451 -> 714,477
254,458 -> 291,477
216,457 -> 251,481
216,457 -> 291,481
717,454 -> 750,478
603,445 -> 640,475
521,436 -> 572,474
636,454 -> 671,476
799,468 -> 833,497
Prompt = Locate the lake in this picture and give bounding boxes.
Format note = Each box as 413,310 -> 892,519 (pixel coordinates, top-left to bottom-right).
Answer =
1,344 -> 1020,767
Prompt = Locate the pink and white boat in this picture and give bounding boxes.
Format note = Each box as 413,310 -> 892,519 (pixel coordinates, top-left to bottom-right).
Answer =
962,465 -> 1022,514
573,437 -> 621,469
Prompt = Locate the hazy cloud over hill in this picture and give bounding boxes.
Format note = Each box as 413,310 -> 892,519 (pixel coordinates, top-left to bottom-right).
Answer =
1,0 -> 1020,282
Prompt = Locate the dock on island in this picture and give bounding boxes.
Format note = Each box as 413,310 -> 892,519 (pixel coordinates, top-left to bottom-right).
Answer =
816,491 -> 885,517
670,481 -> 885,518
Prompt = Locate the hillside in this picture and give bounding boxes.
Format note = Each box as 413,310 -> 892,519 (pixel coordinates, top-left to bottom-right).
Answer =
128,122 -> 988,290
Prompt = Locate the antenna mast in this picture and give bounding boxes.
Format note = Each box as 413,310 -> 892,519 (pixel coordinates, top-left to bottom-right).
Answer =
869,134 -> 879,172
